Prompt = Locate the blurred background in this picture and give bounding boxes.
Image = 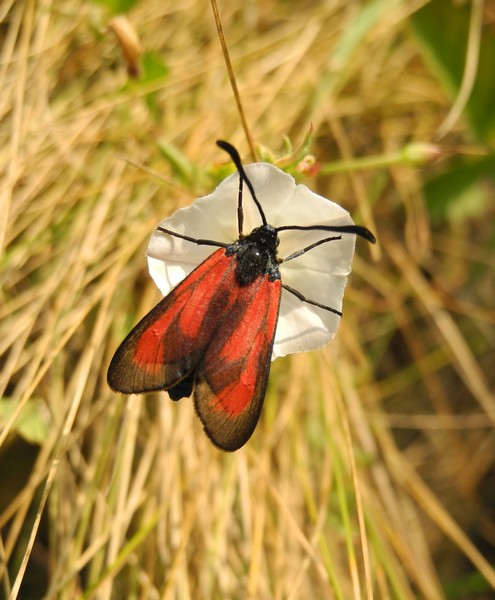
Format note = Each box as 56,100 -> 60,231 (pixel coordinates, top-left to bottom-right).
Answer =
1,0 -> 494,598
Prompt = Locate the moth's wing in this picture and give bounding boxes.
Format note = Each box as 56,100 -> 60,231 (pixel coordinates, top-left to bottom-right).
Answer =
194,276 -> 282,451
107,249 -> 235,394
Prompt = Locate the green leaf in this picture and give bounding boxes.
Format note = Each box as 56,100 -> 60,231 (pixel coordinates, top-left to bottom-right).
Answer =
411,0 -> 495,142
140,50 -> 170,82
0,398 -> 50,445
136,51 -> 170,120
156,141 -> 212,191
423,154 -> 495,224
92,0 -> 140,14
444,569 -> 492,599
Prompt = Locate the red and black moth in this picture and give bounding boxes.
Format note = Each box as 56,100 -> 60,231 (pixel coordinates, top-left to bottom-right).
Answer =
107,141 -> 376,451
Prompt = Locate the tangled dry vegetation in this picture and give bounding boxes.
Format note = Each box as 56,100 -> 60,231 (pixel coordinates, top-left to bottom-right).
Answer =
1,1 -> 494,599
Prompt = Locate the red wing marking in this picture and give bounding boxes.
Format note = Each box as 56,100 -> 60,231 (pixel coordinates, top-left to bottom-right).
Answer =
194,276 -> 281,451
107,249 -> 236,393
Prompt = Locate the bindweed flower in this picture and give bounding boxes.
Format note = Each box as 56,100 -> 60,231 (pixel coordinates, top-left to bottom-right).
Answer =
147,162 -> 359,360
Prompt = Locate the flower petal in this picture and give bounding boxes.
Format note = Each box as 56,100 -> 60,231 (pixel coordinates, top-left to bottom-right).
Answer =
273,186 -> 356,357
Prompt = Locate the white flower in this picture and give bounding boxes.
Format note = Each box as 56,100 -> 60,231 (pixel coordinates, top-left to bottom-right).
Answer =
147,163 -> 357,360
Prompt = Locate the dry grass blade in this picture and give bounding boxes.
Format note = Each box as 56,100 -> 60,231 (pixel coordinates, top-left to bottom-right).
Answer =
1,1 -> 494,599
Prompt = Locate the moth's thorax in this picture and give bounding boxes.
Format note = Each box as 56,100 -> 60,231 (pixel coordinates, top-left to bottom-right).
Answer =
227,224 -> 281,286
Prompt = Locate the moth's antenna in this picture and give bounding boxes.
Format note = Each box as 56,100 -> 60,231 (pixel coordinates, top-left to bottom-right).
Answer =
217,140 -> 267,228
277,224 -> 376,244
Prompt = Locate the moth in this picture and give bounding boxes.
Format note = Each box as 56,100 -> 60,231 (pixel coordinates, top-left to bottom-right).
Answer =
108,141 -> 375,450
